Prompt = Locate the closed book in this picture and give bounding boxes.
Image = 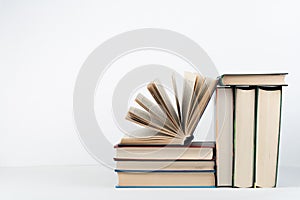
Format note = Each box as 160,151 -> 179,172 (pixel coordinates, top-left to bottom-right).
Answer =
233,87 -> 256,188
116,160 -> 215,171
219,73 -> 287,86
115,170 -> 215,187
116,186 -> 216,188
216,87 -> 233,187
255,86 -> 282,188
115,142 -> 215,160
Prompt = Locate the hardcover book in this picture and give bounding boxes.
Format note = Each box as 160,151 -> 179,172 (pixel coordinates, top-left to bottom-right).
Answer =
255,86 -> 282,188
115,170 -> 215,187
216,87 -> 233,187
115,141 -> 215,160
116,160 -> 215,171
219,73 -> 287,86
233,87 -> 256,188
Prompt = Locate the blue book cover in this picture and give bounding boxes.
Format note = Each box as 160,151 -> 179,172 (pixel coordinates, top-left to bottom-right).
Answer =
115,169 -> 215,173
115,186 -> 216,188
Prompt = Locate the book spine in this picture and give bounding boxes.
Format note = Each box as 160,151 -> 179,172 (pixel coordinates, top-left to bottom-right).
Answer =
253,86 -> 259,188
274,86 -> 283,187
232,86 -> 236,188
218,76 -> 225,86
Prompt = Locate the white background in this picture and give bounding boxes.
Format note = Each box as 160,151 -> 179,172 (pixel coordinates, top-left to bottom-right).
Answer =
0,0 -> 299,175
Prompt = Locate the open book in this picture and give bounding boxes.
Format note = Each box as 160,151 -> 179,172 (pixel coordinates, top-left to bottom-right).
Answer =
121,72 -> 218,145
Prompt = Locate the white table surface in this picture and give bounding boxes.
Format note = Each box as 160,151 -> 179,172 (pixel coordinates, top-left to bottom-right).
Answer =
0,165 -> 299,200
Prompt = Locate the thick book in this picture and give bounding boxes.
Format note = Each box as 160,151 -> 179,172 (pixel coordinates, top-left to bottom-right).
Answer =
115,170 -> 215,187
115,142 -> 215,160
216,87 -> 233,187
219,73 -> 287,86
233,87 -> 256,188
122,72 -> 218,145
255,86 -> 282,188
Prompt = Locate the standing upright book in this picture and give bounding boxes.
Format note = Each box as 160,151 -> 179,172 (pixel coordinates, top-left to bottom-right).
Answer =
219,73 -> 287,188
216,87 -> 233,187
233,87 -> 256,188
255,86 -> 282,187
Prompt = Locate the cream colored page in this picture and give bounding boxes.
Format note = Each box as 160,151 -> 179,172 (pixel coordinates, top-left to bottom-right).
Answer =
181,72 -> 197,132
234,88 -> 255,187
256,89 -> 281,187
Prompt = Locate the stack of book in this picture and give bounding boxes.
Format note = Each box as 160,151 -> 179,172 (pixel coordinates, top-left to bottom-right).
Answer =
216,73 -> 287,188
114,142 -> 216,188
114,71 -> 287,188
114,72 -> 218,188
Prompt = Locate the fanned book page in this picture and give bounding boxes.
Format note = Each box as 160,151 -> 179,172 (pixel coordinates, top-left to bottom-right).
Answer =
121,72 -> 218,145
